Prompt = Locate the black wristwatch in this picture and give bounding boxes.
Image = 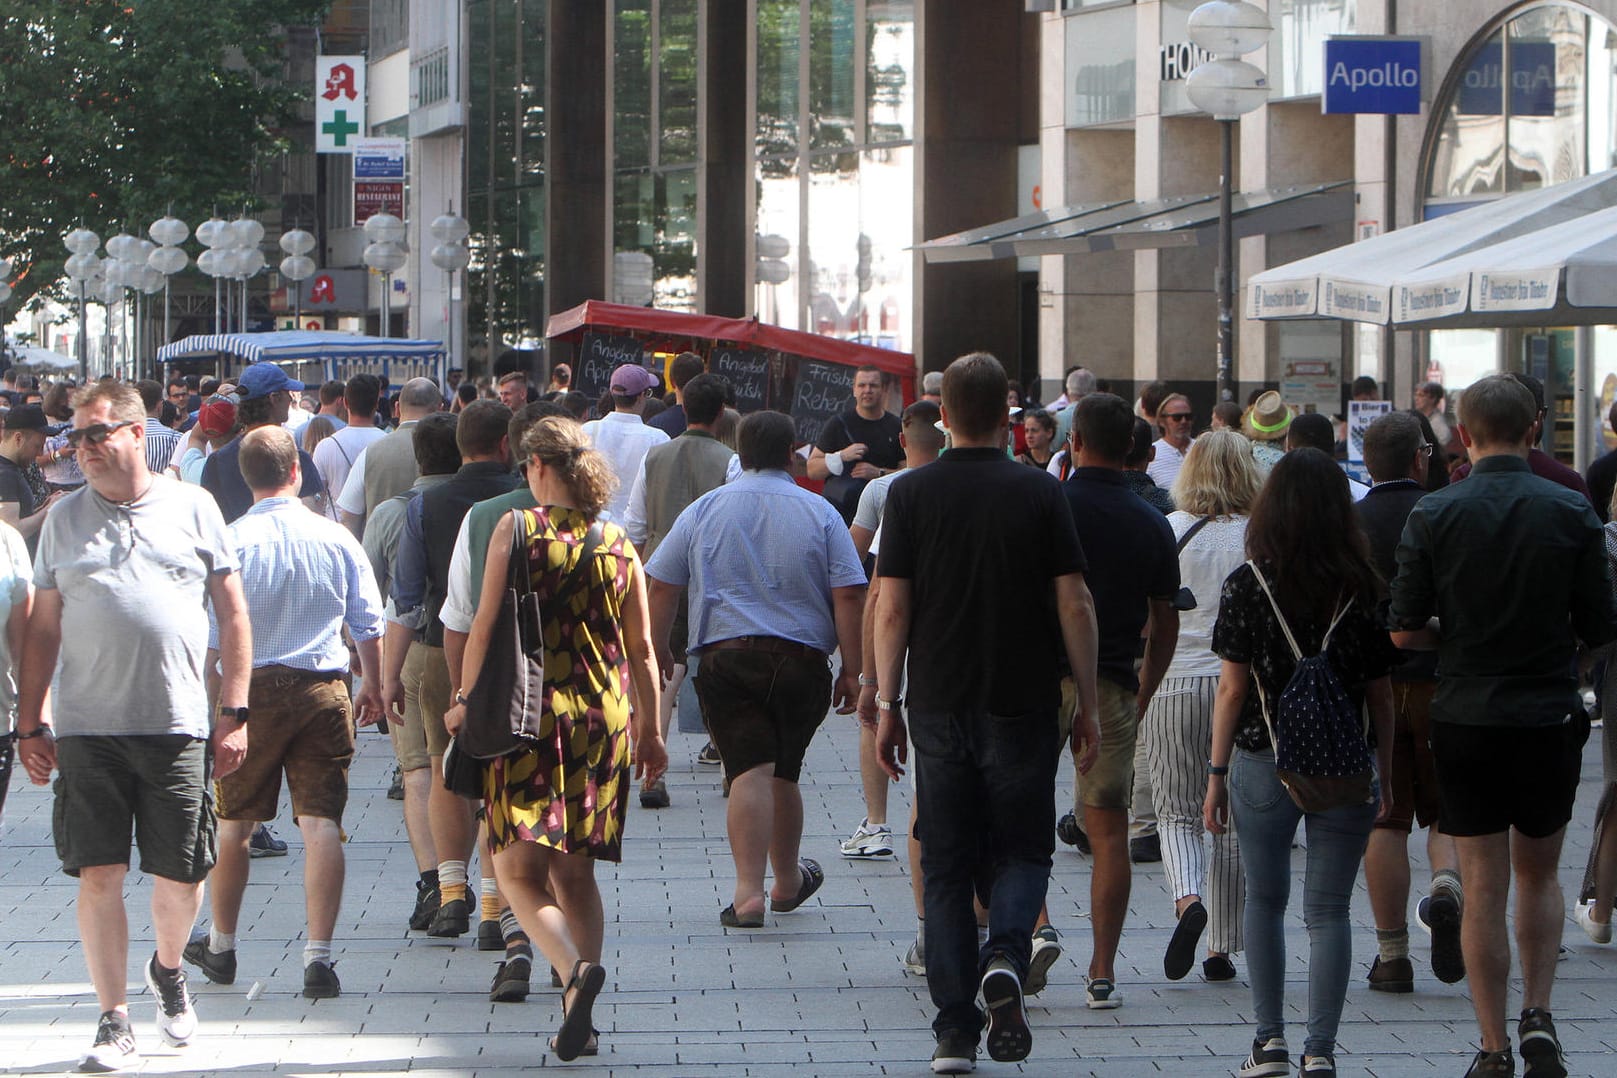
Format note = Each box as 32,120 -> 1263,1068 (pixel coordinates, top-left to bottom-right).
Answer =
217,706 -> 249,725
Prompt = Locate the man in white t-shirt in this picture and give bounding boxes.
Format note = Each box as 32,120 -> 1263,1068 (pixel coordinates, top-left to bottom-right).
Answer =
1147,393 -> 1195,491
581,363 -> 669,520
310,375 -> 387,505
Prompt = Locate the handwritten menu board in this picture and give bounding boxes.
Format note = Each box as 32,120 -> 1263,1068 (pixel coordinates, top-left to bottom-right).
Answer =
712,347 -> 770,413
789,359 -> 856,445
575,333 -> 647,400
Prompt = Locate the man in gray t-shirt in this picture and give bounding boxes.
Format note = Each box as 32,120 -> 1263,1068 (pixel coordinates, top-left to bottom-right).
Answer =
14,381 -> 252,1072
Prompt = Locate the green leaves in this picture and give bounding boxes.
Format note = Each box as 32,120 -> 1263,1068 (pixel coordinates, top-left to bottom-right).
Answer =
0,1 -> 329,311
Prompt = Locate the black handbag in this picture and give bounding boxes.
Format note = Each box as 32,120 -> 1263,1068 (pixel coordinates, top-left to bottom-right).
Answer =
1170,515 -> 1216,612
457,510 -> 604,761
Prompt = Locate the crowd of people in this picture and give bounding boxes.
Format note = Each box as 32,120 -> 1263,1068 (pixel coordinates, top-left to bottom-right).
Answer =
0,348 -> 1614,1078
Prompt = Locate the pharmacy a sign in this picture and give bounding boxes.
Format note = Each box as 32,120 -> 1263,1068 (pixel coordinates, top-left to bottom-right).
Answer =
316,56 -> 366,153
1322,38 -> 1422,115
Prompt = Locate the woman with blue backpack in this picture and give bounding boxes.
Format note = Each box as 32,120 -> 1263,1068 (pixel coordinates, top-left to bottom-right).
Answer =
1202,447 -> 1399,1078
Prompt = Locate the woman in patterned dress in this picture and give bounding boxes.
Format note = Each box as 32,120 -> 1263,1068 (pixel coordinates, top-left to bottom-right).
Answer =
447,417 -> 667,1061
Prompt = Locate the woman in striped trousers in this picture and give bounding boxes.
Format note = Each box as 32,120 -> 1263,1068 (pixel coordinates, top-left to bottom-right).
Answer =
1141,430 -> 1261,981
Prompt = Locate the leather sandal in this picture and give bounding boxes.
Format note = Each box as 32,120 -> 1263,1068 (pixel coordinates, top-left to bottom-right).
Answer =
551,959 -> 605,1062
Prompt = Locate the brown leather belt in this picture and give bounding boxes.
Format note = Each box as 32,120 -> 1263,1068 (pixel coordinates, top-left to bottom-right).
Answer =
701,635 -> 825,662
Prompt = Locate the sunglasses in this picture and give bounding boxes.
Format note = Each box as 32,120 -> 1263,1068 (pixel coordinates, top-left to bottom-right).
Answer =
66,420 -> 137,447
1163,412 -> 1193,421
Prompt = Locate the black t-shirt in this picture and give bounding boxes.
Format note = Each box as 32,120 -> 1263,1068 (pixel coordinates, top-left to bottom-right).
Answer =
1213,562 -> 1400,752
1588,448 -> 1617,524
877,446 -> 1086,716
200,434 -> 326,523
1353,479 -> 1436,681
1061,467 -> 1180,691
0,455 -> 38,518
817,408 -> 903,519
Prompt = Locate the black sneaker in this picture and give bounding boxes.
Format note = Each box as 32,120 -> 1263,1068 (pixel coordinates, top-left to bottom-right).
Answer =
1203,954 -> 1238,981
1428,888 -> 1466,985
1301,1055 -> 1336,1076
1518,1009 -> 1567,1078
477,919 -> 504,951
489,955 -> 532,1003
1238,1035 -> 1290,1078
303,960 -> 340,999
428,897 -> 469,938
409,881 -> 440,932
980,958 -> 1031,1062
248,823 -> 288,858
1056,812 -> 1091,854
1130,833 -> 1162,863
182,931 -> 237,985
931,1029 -> 977,1075
386,766 -> 405,800
1367,954 -> 1414,993
144,954 -> 197,1047
79,1011 -> 137,1073
1464,1047 -> 1516,1077
696,741 -> 722,766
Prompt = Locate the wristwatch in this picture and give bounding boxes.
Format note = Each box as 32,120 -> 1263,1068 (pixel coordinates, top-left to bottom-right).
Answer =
16,725 -> 52,740
217,705 -> 249,725
876,696 -> 902,711
857,675 -> 878,687
453,690 -> 468,707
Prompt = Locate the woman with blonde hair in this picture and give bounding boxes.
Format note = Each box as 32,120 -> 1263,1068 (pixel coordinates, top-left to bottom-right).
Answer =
446,416 -> 667,1060
1142,430 -> 1263,983
301,417 -> 341,518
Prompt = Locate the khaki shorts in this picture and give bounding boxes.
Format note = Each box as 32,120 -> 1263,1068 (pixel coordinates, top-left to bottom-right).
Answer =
392,642 -> 453,770
218,667 -> 354,823
1059,677 -> 1138,812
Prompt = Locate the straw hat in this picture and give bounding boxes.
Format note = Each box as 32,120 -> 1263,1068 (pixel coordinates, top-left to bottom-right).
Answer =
1243,390 -> 1293,441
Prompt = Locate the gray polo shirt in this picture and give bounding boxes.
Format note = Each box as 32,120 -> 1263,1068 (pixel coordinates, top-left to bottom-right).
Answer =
34,475 -> 237,738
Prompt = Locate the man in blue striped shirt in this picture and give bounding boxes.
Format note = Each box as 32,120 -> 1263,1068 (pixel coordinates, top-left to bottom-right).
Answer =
187,426 -> 385,1001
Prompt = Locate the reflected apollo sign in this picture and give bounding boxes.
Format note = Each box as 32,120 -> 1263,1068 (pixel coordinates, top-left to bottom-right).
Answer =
1322,37 -> 1422,115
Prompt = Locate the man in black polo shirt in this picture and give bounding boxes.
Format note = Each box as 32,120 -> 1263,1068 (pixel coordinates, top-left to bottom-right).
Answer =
1391,375 -> 1617,1078
807,364 -> 903,523
0,405 -> 59,546
1058,392 -> 1179,1006
874,351 -> 1100,1074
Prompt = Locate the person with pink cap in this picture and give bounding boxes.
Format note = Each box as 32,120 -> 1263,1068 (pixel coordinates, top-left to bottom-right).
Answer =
580,363 -> 669,521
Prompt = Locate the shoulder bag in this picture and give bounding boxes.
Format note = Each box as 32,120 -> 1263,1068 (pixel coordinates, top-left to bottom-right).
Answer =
456,510 -> 605,761
1169,515 -> 1216,612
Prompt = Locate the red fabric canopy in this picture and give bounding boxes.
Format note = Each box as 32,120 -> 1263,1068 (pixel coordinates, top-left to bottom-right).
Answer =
544,300 -> 915,384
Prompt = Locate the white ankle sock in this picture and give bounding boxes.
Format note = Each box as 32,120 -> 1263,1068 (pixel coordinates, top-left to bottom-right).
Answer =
209,928 -> 236,953
303,940 -> 332,967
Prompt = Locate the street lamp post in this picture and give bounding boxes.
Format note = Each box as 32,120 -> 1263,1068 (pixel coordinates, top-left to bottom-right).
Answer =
1185,0 -> 1271,404
148,214 -> 190,369
279,228 -> 317,326
429,210 -> 470,368
362,212 -> 407,339
196,215 -> 232,334
63,227 -> 102,381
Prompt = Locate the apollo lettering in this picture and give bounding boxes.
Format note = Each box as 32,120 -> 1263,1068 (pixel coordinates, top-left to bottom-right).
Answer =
1463,63 -> 1555,92
1328,61 -> 1419,92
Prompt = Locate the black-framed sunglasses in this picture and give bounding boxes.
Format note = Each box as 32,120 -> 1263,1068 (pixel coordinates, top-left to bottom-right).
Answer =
66,420 -> 137,447
1163,412 -> 1194,422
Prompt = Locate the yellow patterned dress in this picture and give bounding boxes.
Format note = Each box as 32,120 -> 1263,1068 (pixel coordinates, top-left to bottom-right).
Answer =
482,505 -> 637,862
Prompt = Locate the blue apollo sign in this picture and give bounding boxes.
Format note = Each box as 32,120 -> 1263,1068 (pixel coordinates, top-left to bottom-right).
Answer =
1322,37 -> 1423,115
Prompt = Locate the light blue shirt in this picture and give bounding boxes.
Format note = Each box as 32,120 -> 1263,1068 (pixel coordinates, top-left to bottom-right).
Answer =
211,496 -> 384,670
643,469 -> 866,654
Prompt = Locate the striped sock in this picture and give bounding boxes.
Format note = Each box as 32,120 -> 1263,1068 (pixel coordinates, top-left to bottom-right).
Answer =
500,909 -> 533,959
438,860 -> 468,904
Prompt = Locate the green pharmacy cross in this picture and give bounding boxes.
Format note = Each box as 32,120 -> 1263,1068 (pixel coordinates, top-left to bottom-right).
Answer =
322,110 -> 360,146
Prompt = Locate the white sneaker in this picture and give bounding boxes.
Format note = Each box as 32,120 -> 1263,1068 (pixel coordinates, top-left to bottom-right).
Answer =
1025,925 -> 1062,996
79,1011 -> 137,1073
1084,976 -> 1122,1009
839,818 -> 894,859
144,954 -> 197,1047
903,938 -> 927,976
1577,900 -> 1613,944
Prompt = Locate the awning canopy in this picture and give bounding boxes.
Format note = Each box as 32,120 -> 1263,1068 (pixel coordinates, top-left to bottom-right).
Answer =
915,182 -> 1353,263
543,300 -> 914,380
1248,168 -> 1617,325
7,345 -> 77,372
156,330 -> 445,365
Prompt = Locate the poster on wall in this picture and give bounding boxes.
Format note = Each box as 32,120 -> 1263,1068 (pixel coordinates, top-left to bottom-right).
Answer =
1280,357 -> 1341,415
1347,399 -> 1392,463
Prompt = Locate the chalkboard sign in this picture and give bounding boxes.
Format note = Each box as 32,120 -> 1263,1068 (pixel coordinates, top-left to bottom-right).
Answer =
712,347 -> 770,413
789,360 -> 856,445
576,333 -> 646,401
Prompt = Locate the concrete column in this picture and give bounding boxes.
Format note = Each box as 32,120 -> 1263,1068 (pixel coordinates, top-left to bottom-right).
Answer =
544,1 -> 607,321
699,0 -> 749,318
914,0 -> 1024,371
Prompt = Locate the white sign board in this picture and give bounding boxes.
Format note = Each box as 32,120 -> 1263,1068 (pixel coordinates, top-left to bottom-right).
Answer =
316,56 -> 366,154
1346,399 -> 1392,463
353,138 -> 406,181
1280,357 -> 1341,416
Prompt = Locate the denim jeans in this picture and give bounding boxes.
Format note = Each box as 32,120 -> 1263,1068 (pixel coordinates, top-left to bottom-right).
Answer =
1230,747 -> 1376,1060
911,707 -> 1058,1038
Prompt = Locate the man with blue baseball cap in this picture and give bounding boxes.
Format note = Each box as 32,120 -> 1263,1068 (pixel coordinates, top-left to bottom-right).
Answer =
200,363 -> 326,523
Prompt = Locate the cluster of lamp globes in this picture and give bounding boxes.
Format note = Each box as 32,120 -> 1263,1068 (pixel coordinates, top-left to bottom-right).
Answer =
359,211 -> 472,276
60,215 -> 323,303
1183,0 -> 1272,122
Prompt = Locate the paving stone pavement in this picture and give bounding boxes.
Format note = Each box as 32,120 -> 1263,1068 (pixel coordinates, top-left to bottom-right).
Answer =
2,714 -> 1616,1076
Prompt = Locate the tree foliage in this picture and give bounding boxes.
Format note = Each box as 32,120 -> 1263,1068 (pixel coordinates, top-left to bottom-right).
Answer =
0,0 -> 329,312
